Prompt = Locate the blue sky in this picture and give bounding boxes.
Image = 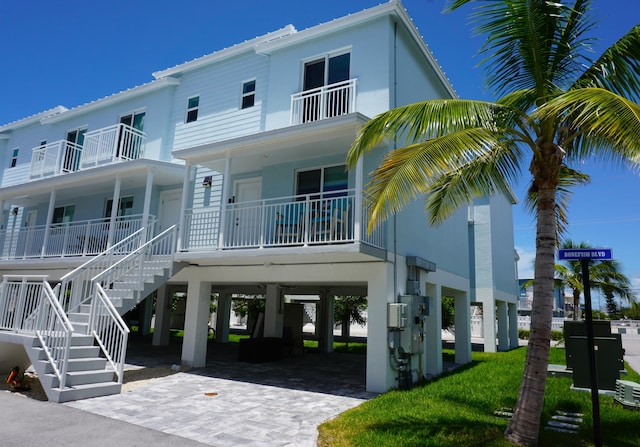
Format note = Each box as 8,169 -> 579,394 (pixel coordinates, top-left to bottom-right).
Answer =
1,0 -> 639,298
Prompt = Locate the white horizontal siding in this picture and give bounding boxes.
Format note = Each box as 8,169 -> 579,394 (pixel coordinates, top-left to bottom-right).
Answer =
171,52 -> 269,150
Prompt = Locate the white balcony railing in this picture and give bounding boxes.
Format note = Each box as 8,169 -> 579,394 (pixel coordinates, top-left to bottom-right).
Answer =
29,141 -> 83,179
81,123 -> 146,169
181,190 -> 385,252
0,214 -> 153,260
291,79 -> 357,125
27,124 -> 145,181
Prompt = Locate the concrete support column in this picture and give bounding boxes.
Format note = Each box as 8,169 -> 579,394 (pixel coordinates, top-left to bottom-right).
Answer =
483,299 -> 497,353
497,300 -> 509,351
424,282 -> 442,376
152,285 -> 171,346
139,294 -> 154,336
215,293 -> 232,343
508,302 -> 519,349
181,280 -> 211,368
263,284 -> 283,338
454,292 -> 472,365
366,262 -> 396,392
317,290 -> 334,353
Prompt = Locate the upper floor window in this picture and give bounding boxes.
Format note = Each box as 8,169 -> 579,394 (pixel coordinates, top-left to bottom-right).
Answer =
105,196 -> 134,218
296,164 -> 348,198
10,148 -> 18,168
120,111 -> 145,131
186,96 -> 199,123
241,80 -> 256,109
52,204 -> 75,225
303,52 -> 350,91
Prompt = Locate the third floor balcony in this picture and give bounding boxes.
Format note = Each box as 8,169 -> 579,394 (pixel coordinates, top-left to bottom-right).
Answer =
290,79 -> 357,125
29,123 -> 146,180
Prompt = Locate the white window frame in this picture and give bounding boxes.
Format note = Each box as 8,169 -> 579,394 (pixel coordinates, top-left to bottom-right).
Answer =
241,79 -> 256,109
186,95 -> 200,123
10,148 -> 19,168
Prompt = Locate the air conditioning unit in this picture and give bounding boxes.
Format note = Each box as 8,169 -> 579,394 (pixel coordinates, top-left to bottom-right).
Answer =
614,379 -> 640,409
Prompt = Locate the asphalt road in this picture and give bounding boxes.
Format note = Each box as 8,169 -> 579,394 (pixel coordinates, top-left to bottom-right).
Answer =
1,391 -> 210,447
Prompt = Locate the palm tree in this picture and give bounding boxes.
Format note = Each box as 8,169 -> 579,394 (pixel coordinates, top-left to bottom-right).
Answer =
555,240 -> 636,319
334,295 -> 367,348
346,1 -> 640,445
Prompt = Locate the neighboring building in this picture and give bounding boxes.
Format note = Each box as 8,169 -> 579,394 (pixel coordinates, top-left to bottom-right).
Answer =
518,279 -> 565,317
0,0 -> 519,401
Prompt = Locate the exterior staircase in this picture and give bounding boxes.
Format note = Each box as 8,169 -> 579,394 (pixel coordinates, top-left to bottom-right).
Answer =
0,225 -> 183,402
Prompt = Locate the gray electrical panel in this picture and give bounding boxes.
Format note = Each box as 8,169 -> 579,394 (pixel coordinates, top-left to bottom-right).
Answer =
398,295 -> 430,354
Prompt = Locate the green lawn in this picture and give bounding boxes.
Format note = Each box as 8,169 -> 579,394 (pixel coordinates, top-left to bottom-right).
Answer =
317,347 -> 640,447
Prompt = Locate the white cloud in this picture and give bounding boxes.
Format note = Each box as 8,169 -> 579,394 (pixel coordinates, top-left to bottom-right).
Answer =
516,246 -> 536,279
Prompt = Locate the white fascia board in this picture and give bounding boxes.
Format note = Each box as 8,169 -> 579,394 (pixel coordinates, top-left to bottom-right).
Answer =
173,112 -> 370,164
152,25 -> 297,79
40,77 -> 181,125
0,159 -> 183,201
255,0 -> 458,99
0,106 -> 68,133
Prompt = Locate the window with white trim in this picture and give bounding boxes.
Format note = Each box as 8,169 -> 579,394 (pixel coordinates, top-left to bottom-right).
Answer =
10,148 -> 19,168
105,196 -> 134,218
241,80 -> 256,109
186,96 -> 199,123
296,165 -> 348,199
52,204 -> 75,225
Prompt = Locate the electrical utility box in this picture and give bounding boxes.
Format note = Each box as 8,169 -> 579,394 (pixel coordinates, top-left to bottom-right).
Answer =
398,295 -> 430,354
388,303 -> 407,328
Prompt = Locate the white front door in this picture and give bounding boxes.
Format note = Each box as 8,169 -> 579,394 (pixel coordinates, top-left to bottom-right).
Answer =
230,177 -> 262,246
159,189 -> 182,233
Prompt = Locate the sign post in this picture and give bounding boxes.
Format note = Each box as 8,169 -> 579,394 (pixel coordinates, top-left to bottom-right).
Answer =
557,248 -> 612,447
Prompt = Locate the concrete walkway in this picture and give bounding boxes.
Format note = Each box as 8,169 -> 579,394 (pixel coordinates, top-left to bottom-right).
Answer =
64,338 -> 375,447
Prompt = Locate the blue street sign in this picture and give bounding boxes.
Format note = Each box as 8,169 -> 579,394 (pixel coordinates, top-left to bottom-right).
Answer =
558,248 -> 613,261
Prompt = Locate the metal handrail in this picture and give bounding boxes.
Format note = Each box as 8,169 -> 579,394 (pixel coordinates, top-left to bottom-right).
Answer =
90,283 -> 130,383
59,227 -> 148,314
0,275 -> 74,389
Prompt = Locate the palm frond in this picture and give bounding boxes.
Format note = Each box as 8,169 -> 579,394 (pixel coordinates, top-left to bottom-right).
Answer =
536,88 -> 640,166
575,23 -> 640,101
424,142 -> 522,225
448,1 -> 595,101
363,127 -> 522,229
347,99 -> 520,168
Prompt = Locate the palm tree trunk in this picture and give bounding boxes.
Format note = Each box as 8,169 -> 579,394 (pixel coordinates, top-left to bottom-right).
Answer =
505,185 -> 557,446
573,289 -> 581,320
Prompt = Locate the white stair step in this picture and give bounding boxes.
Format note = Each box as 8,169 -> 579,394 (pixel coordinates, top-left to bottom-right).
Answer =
50,381 -> 122,403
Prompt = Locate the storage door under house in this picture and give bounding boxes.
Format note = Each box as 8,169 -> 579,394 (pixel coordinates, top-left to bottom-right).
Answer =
229,177 -> 262,247
158,190 -> 182,233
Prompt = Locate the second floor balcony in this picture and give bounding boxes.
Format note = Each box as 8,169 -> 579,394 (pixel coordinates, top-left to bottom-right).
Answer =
0,214 -> 153,260
290,79 -> 357,125
29,123 -> 146,180
180,189 -> 386,253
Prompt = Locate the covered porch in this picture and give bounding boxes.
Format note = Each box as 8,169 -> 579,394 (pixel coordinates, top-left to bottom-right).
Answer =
0,159 -> 183,263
